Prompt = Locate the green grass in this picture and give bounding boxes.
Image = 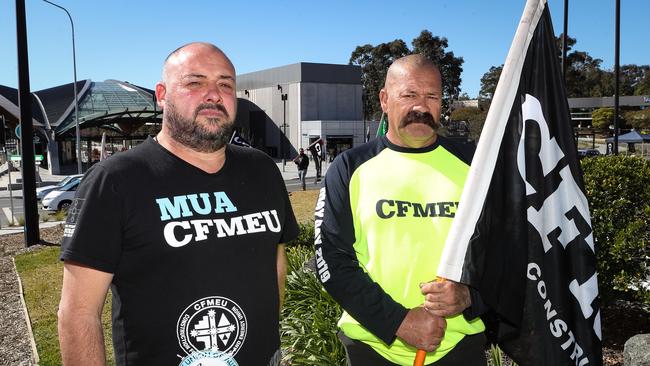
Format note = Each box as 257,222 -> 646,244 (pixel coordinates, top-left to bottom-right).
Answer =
53,210 -> 68,221
289,189 -> 319,224
14,247 -> 114,366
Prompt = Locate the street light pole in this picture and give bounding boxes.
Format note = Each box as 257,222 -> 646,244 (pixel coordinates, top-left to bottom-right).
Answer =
277,84 -> 288,172
42,0 -> 82,173
16,0 -> 40,245
613,0 -> 620,155
281,93 -> 288,171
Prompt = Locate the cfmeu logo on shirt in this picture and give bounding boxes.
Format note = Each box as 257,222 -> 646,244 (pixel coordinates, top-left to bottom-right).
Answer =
375,199 -> 459,219
177,296 -> 247,361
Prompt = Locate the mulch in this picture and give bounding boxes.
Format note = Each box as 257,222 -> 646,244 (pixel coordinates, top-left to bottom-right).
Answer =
0,225 -> 63,366
0,225 -> 647,366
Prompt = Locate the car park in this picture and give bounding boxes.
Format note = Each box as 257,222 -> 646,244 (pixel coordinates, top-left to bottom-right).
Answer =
36,174 -> 83,200
41,177 -> 83,211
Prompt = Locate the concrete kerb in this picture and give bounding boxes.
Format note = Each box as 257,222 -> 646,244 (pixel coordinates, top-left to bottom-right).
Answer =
12,258 -> 40,365
0,221 -> 66,236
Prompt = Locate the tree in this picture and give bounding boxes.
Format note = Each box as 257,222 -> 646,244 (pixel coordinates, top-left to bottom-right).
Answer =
349,30 -> 464,120
620,64 -> 650,96
457,92 -> 471,101
564,51 -> 611,97
554,33 -> 576,59
480,36 -> 648,101
635,71 -> 650,95
411,30 -> 464,104
350,40 -> 409,120
478,65 -> 503,103
624,109 -> 650,130
591,107 -> 615,129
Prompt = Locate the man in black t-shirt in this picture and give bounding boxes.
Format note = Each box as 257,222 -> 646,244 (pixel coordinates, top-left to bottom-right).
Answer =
292,148 -> 309,190
57,42 -> 299,366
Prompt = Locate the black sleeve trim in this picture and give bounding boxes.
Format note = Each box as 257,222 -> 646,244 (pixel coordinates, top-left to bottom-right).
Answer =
463,286 -> 489,320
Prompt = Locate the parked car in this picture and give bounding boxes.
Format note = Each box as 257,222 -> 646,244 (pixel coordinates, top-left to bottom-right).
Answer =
41,178 -> 83,211
577,149 -> 601,159
36,174 -> 83,200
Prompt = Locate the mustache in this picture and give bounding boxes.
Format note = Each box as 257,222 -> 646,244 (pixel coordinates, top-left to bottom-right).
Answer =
400,110 -> 437,128
194,103 -> 229,119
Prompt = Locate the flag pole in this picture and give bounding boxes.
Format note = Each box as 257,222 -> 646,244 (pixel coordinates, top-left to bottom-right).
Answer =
613,0 -> 620,154
561,0 -> 568,81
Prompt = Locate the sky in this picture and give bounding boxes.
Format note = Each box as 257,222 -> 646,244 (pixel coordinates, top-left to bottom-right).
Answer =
1,0 -> 648,98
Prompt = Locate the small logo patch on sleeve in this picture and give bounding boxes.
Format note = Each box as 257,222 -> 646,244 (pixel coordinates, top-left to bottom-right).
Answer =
63,198 -> 85,238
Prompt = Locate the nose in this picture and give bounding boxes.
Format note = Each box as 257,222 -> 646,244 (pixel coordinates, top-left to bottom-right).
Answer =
411,96 -> 430,112
204,84 -> 223,104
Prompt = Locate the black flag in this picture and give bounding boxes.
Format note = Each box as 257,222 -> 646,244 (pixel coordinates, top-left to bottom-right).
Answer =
437,1 -> 602,365
229,130 -> 252,148
308,138 -> 323,179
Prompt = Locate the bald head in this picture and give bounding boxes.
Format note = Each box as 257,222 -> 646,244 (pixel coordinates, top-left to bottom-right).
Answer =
379,54 -> 443,148
162,42 -> 234,82
385,54 -> 441,89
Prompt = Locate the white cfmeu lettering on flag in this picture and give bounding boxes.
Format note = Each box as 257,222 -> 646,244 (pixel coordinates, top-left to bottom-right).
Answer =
517,94 -> 594,254
527,263 -> 590,366
313,187 -> 330,282
517,94 -> 600,338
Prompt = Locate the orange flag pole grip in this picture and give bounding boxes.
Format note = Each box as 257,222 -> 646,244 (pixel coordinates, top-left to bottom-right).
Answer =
413,349 -> 427,366
413,277 -> 446,366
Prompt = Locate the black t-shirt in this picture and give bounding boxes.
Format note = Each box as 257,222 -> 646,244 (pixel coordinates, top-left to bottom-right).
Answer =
294,154 -> 309,170
61,137 -> 299,366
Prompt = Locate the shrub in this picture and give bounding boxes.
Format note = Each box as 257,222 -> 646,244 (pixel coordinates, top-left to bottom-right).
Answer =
17,216 -> 25,226
281,246 -> 345,365
54,210 -> 68,221
581,155 -> 650,303
286,222 -> 315,248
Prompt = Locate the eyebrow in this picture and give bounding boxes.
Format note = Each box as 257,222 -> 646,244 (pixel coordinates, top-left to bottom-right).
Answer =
181,73 -> 235,81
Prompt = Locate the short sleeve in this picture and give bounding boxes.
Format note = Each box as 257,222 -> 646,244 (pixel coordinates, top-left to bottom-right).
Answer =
275,164 -> 299,244
60,165 -> 124,273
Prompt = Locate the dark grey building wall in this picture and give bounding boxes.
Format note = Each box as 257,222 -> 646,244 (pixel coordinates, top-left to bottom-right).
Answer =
301,83 -> 362,121
237,62 -> 362,90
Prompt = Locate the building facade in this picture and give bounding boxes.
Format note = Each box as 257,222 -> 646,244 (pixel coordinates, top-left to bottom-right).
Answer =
235,62 -> 369,160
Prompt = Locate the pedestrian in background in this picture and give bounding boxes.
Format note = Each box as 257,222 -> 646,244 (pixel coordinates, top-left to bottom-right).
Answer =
293,147 -> 309,190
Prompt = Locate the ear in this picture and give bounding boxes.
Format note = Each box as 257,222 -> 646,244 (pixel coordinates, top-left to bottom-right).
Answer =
155,82 -> 166,110
379,88 -> 388,113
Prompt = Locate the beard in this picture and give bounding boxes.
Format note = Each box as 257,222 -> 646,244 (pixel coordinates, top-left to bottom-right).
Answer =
400,110 -> 439,130
164,101 -> 235,153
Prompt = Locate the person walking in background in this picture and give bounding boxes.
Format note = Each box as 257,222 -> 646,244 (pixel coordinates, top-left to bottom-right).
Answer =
293,147 -> 309,190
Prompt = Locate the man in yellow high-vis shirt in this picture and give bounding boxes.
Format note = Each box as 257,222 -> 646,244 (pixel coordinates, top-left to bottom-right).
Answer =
315,54 -> 487,365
